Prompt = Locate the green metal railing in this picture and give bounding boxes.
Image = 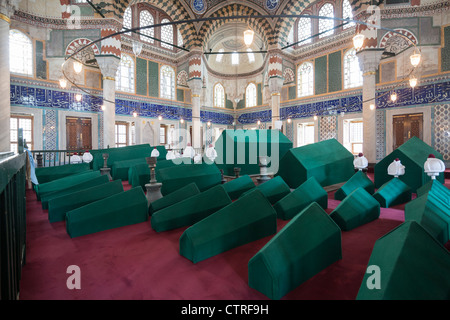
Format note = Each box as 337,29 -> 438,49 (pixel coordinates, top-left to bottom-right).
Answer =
0,152 -> 27,300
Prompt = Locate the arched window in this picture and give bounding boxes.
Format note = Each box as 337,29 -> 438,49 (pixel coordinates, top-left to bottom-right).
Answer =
9,29 -> 33,76
116,54 -> 135,93
342,0 -> 355,29
214,83 -> 225,108
160,65 -> 175,99
297,62 -> 314,97
139,10 -> 154,43
161,18 -> 173,49
318,3 -> 334,38
246,83 -> 257,108
122,7 -> 132,35
297,16 -> 312,45
343,48 -> 363,89
231,51 -> 239,65
247,48 -> 255,63
216,48 -> 224,62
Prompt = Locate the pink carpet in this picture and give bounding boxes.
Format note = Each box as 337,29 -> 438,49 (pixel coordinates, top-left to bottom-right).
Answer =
18,175 -> 449,300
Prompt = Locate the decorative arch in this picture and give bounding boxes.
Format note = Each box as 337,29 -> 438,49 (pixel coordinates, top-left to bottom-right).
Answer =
116,0 -> 198,49
379,28 -> 418,54
177,70 -> 188,86
273,0 -> 383,47
197,3 -> 275,50
65,38 -> 101,56
283,67 -> 295,84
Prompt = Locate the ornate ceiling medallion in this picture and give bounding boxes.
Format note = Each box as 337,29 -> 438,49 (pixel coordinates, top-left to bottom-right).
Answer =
191,0 -> 207,15
264,0 -> 280,11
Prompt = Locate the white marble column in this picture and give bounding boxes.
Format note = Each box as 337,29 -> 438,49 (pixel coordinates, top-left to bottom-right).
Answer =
269,77 -> 283,129
96,56 -> 120,149
188,78 -> 202,149
267,50 -> 284,129
357,49 -> 383,164
0,1 -> 19,152
187,50 -> 203,149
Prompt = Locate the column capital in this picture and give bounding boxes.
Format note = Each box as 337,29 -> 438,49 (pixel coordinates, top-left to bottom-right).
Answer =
0,0 -> 20,23
187,78 -> 203,96
96,55 -> 120,80
356,48 -> 384,75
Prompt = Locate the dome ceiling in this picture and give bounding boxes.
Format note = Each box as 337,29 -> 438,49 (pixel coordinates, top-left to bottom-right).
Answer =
205,22 -> 266,76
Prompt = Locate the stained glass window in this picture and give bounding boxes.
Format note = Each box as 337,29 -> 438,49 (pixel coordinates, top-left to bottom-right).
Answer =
247,48 -> 255,63
122,7 -> 132,35
216,48 -> 224,62
297,62 -> 314,97
139,10 -> 154,43
343,0 -> 355,29
161,18 -> 173,49
214,83 -> 225,108
318,3 -> 334,38
116,54 -> 135,93
344,48 -> 363,89
160,65 -> 175,99
297,16 -> 312,45
246,83 -> 257,108
9,29 -> 33,76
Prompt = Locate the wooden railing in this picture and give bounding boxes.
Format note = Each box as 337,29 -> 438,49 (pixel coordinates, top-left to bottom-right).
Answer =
0,152 -> 27,300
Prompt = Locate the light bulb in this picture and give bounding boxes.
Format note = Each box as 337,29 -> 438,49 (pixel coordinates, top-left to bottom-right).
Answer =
243,29 -> 254,46
59,78 -> 67,89
257,120 -> 261,125
409,75 -> 418,88
101,105 -> 106,111
353,34 -> 365,50
313,115 -> 318,121
132,111 -> 138,117
287,118 -> 291,123
390,92 -> 397,102
207,121 -> 211,127
180,118 -> 184,124
158,115 -> 162,121
73,61 -> 83,74
370,104 -> 375,110
410,53 -> 421,67
75,94 -> 82,102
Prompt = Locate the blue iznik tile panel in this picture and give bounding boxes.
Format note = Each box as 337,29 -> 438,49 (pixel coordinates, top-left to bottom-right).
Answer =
375,81 -> 450,109
10,84 -> 234,125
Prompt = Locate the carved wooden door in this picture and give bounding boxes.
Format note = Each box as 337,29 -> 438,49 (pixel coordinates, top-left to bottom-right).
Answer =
392,113 -> 423,150
66,117 -> 92,151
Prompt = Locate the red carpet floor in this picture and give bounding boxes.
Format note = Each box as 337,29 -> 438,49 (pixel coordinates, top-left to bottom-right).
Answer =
18,175 -> 449,301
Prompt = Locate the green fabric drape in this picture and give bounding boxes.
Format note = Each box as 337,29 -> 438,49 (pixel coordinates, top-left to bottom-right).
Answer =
40,175 -> 109,210
273,177 -> 327,220
149,182 -> 200,216
35,162 -> 90,184
35,170 -> 100,201
222,175 -> 256,200
48,179 -> 124,223
66,187 -> 148,238
248,202 -> 342,300
373,177 -> 412,208
374,137 -> 444,193
240,176 -> 291,205
158,162 -> 221,196
356,221 -> 450,300
277,139 -> 354,189
405,193 -> 450,245
180,189 -> 277,264
330,187 -> 380,231
150,184 -> 232,232
334,170 -> 375,201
